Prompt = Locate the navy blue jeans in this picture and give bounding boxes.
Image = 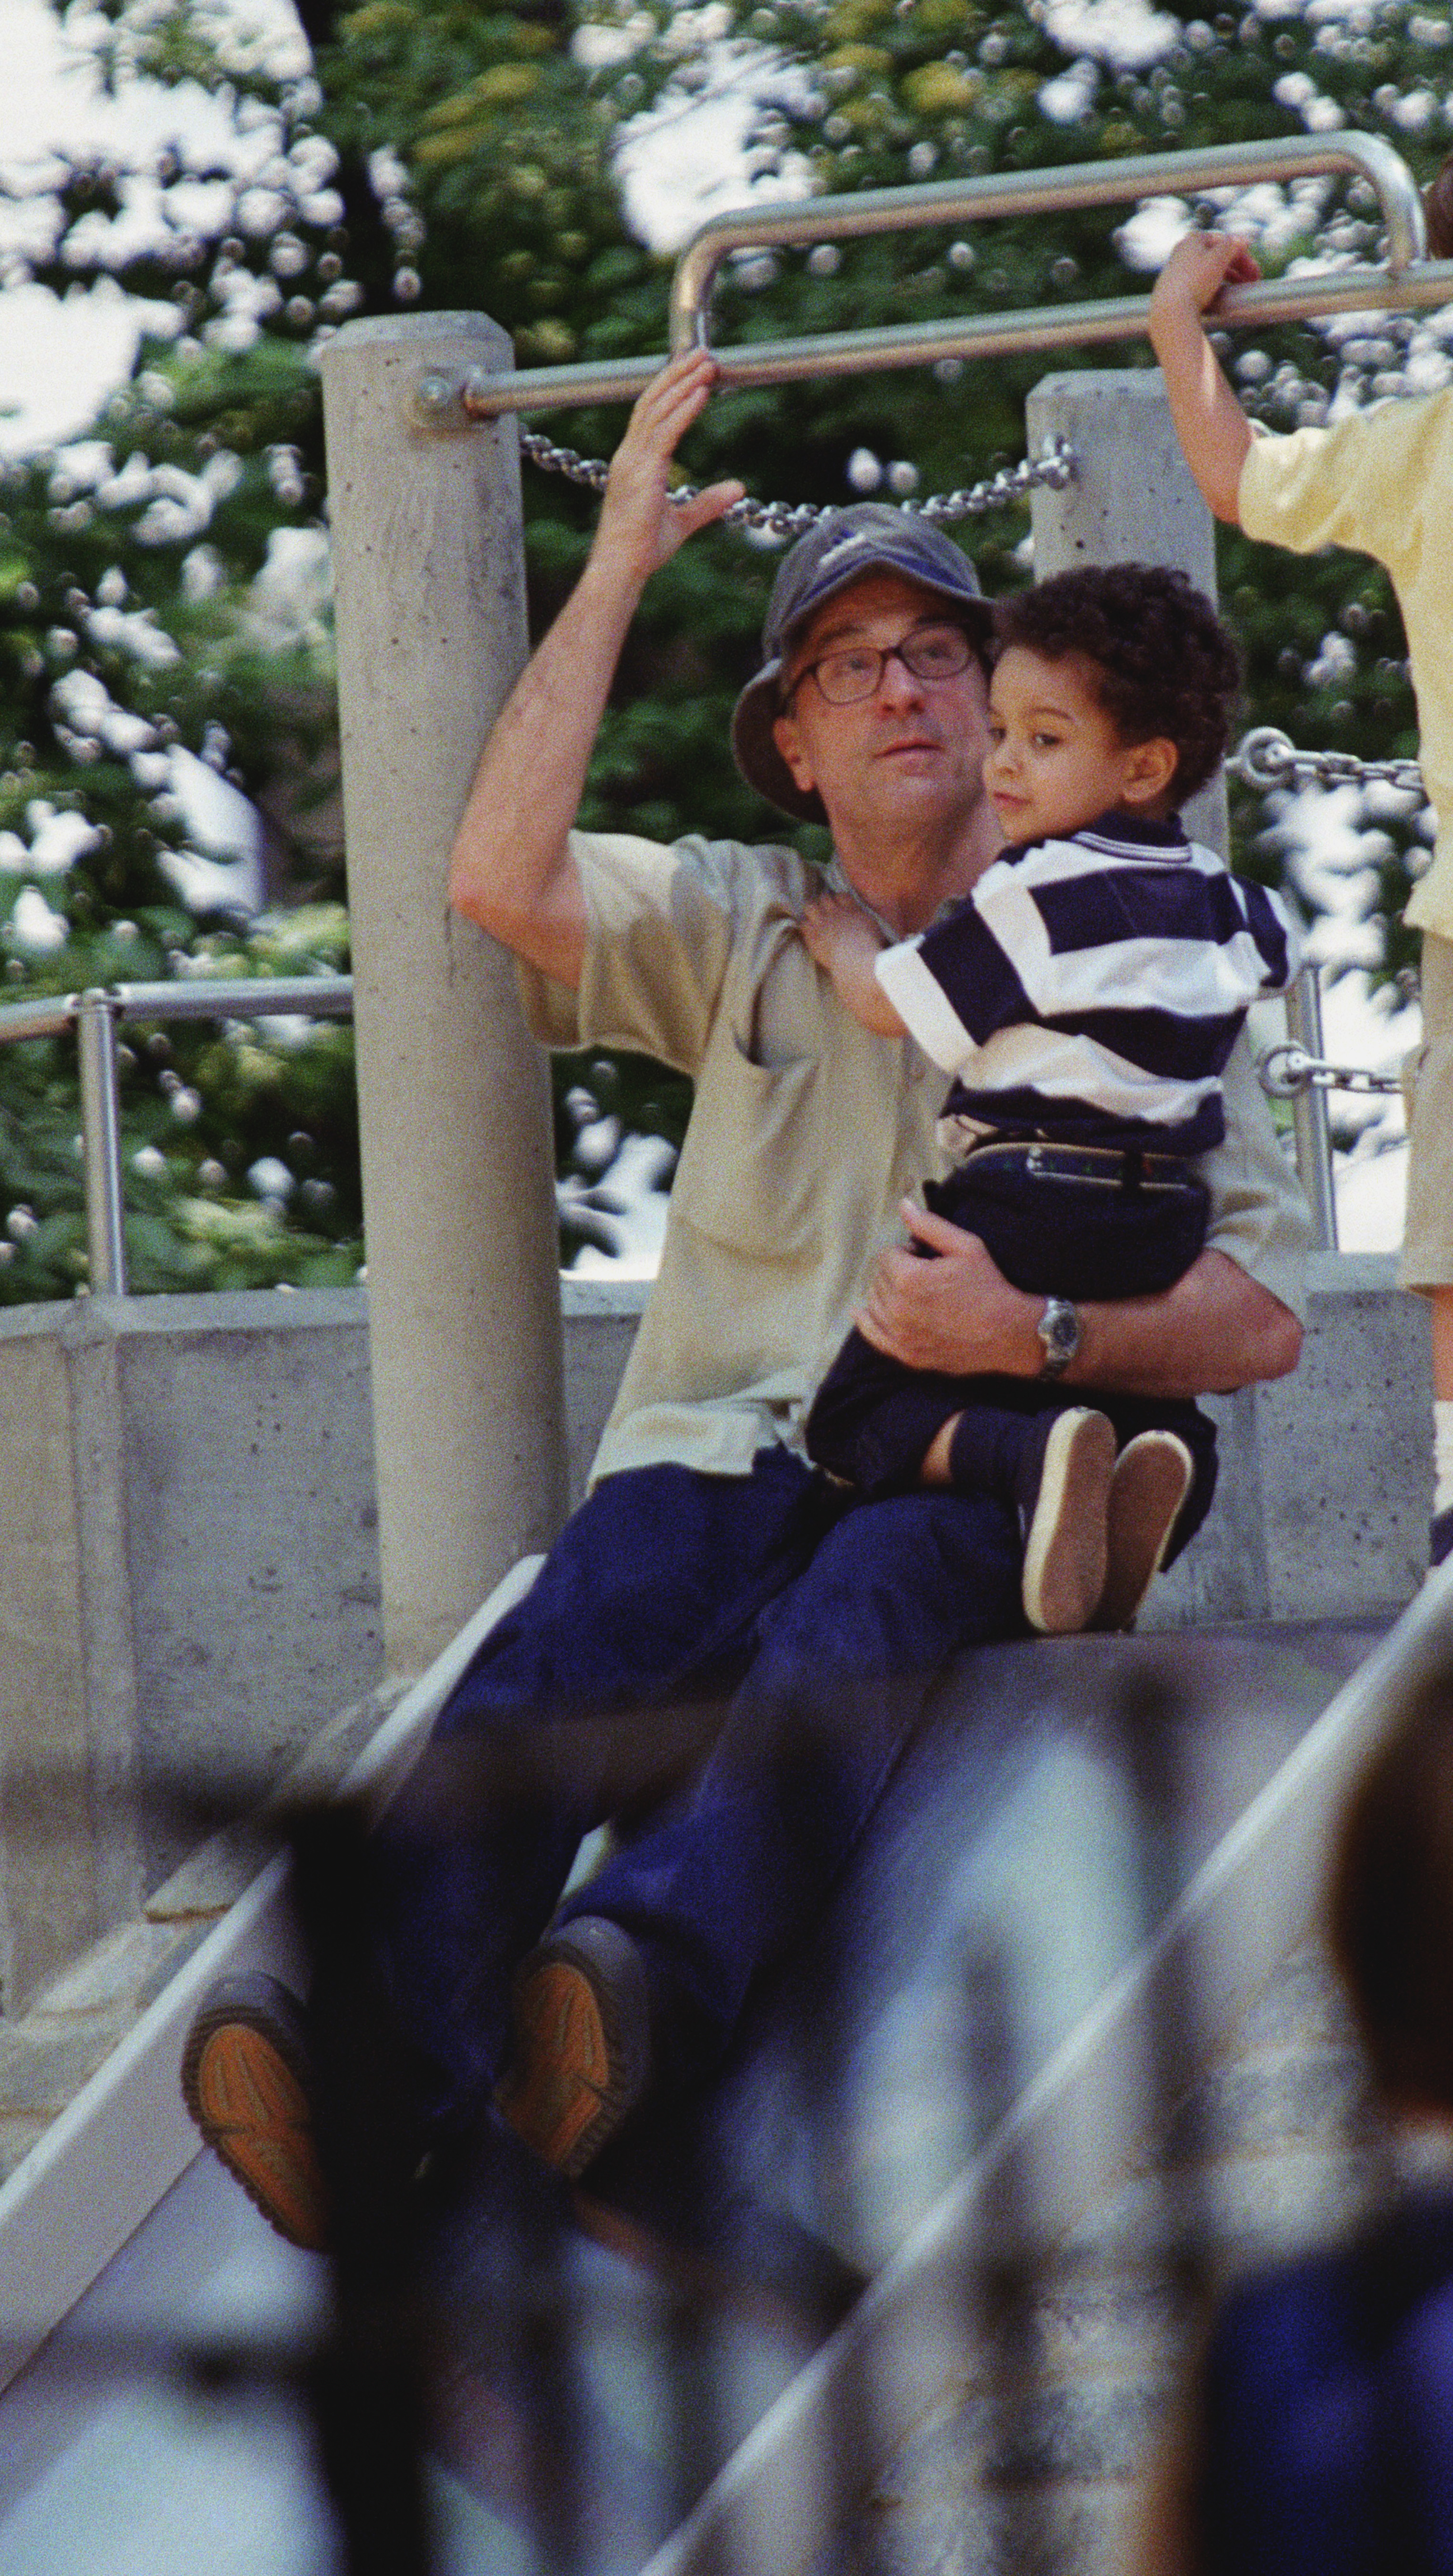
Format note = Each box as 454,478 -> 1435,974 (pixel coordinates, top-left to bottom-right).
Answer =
371,1449 -> 1021,2140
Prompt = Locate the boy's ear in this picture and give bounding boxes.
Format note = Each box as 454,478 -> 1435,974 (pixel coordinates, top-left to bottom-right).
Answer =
1121,736 -> 1180,807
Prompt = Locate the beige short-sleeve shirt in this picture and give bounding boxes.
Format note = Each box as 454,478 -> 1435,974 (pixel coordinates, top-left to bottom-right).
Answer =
1239,392 -> 1453,941
520,828 -> 1310,1488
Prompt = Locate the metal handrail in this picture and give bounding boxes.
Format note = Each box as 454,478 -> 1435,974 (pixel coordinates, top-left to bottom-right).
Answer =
0,975 -> 353,1298
0,954 -> 1356,1283
416,132 -> 1444,425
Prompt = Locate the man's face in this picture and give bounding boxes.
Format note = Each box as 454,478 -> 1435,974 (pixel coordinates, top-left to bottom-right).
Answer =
770,572 -> 991,845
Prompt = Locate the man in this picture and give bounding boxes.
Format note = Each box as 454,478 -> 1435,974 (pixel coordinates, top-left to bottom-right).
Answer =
181,352 -> 1306,2248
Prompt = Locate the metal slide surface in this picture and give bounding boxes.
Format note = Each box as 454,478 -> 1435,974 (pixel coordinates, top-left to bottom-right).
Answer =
0,1616 -> 1389,2576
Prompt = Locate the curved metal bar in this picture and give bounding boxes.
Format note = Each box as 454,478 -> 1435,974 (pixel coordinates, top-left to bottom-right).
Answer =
669,132 -> 1425,354
449,255 -> 1453,423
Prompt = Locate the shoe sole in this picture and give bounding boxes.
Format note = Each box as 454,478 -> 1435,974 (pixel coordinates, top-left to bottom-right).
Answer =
497,1931 -> 648,2181
1093,1432 -> 1195,1632
1021,1408 -> 1116,1635
180,1975 -> 329,2252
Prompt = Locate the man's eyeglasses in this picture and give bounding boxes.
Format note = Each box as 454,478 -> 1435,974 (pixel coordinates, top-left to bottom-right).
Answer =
783,620 -> 977,709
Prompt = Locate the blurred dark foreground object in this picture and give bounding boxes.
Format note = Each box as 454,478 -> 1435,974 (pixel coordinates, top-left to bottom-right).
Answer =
1163,1661 -> 1453,2576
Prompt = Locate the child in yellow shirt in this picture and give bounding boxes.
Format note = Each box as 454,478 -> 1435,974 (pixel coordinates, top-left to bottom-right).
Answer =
1150,162 -> 1453,1568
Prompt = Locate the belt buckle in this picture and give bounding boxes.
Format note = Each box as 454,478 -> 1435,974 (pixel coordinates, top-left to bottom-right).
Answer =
1026,1144 -> 1047,1177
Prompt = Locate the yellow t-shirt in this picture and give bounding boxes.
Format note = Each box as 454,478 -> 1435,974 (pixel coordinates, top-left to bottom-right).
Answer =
520,830 -> 1311,1489
1238,390 -> 1453,942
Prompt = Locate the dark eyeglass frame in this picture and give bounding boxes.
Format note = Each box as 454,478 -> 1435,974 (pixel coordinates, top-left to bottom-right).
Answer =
781,619 -> 977,711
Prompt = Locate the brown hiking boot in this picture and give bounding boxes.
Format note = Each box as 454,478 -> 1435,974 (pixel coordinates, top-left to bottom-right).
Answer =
495,1918 -> 651,2181
180,1973 -> 329,2252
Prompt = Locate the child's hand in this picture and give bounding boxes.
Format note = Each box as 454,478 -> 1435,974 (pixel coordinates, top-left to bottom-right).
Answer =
799,890 -> 884,976
1150,229 -> 1261,327
799,891 -> 906,1037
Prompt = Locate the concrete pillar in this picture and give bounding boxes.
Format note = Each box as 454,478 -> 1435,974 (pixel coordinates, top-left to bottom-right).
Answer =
1027,369 -> 1227,855
321,314 -> 567,1675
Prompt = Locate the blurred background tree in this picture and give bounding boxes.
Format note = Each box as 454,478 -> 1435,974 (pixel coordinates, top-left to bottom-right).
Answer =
1,0 -> 1446,1290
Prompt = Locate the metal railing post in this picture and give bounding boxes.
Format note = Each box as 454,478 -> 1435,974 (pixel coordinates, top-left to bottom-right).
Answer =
1286,964 -> 1339,1252
75,988 -> 127,1297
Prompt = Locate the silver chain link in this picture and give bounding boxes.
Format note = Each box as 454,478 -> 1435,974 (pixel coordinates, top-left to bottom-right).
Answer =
1257,1041 -> 1404,1101
1231,724 -> 1425,798
518,430 -> 1076,533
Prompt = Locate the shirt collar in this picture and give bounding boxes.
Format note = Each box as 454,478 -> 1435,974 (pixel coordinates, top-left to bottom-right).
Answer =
824,851 -> 972,939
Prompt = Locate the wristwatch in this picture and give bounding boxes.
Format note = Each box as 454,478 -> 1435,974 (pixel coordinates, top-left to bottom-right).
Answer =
1036,1295 -> 1081,1380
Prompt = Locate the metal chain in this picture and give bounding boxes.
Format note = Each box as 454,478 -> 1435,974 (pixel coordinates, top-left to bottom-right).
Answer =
1231,724 -> 1425,798
518,430 -> 1076,534
1257,1040 -> 1404,1101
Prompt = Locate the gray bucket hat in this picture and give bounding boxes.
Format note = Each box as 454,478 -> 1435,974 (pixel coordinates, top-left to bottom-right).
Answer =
730,503 -> 994,825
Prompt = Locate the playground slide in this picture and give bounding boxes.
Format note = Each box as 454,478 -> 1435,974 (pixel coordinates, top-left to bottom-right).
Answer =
0,1571 -> 1444,2575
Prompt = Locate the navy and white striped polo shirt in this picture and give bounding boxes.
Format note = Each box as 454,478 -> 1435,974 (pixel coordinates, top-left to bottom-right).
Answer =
873,810 -> 1297,1156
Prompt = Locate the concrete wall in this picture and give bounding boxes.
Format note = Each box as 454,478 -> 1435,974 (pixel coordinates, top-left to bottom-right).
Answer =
1146,1253 -> 1430,1630
0,1259 -> 1427,2011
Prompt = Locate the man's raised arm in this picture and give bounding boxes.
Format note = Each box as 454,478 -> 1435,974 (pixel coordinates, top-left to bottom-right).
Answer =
447,352 -> 744,991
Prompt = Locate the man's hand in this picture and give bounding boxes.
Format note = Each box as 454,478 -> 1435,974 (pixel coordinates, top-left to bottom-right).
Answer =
799,891 -> 904,1037
858,1201 -> 1041,1374
593,350 -> 745,592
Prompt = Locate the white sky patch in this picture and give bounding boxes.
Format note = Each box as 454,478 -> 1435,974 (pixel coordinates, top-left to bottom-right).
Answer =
1039,58 -> 1100,125
8,883 -> 69,953
156,750 -> 265,914
612,42 -> 814,255
0,278 -> 178,456
1039,0 -> 1177,72
565,1134 -> 677,1278
244,523 -> 332,651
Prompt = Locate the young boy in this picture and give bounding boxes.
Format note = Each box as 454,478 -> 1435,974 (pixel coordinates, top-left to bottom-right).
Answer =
801,563 -> 1296,1636
1149,159 -> 1453,1569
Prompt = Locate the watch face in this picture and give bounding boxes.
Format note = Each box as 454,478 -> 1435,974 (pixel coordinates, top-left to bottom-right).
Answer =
1039,1300 -> 1079,1371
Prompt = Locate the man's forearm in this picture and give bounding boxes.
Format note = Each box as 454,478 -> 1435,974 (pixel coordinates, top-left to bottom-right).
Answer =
446,549 -> 642,985
1063,1249 -> 1301,1397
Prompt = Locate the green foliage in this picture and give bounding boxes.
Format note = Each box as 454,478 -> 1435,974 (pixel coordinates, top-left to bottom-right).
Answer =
8,0 -> 1453,1285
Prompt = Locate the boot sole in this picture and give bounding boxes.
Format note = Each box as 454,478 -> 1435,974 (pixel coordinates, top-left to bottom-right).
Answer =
180,1974 -> 329,2252
1021,1409 -> 1116,1635
496,1925 -> 649,2181
1093,1432 -> 1195,1632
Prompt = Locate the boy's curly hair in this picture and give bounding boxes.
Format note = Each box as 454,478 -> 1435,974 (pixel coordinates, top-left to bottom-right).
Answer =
991,563 -> 1240,803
